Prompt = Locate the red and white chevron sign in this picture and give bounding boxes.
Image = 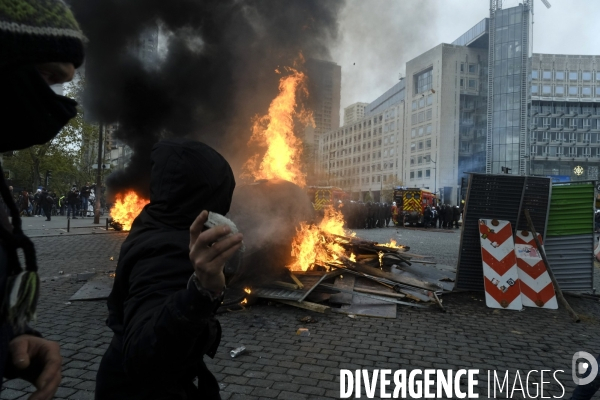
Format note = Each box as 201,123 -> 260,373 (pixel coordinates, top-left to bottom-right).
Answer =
479,219 -> 522,310
514,231 -> 557,309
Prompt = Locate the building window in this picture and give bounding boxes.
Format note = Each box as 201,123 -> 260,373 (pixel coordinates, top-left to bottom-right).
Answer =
412,100 -> 417,110
419,98 -> 425,108
415,68 -> 433,94
390,148 -> 395,155
426,139 -> 431,149
418,141 -> 424,150
424,154 -> 430,162
411,143 -> 416,152
426,94 -> 433,106
417,170 -> 423,179
411,129 -> 416,138
542,70 -> 552,80
542,85 -> 552,95
419,112 -> 425,123
425,169 -> 431,178
555,71 -> 565,80
460,78 -> 464,87
426,125 -> 432,135
532,70 -> 539,80
418,127 -> 424,136
411,114 -> 417,125
543,118 -> 550,127
583,71 -> 592,81
460,63 -> 465,72
582,86 -> 592,96
417,156 -> 423,164
410,171 -> 415,180
426,109 -> 432,120
555,86 -> 564,95
569,71 -> 578,81
596,86 -> 600,96
468,64 -> 477,74
569,86 -> 578,96
556,118 -> 564,127
569,133 -> 576,143
531,85 -> 538,94
468,79 -> 476,88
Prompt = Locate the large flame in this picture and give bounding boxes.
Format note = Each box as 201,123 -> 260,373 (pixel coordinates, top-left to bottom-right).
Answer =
110,191 -> 149,231
289,205 -> 354,271
243,65 -> 314,187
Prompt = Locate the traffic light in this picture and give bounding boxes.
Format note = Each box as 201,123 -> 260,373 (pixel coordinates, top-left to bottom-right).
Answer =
45,170 -> 52,187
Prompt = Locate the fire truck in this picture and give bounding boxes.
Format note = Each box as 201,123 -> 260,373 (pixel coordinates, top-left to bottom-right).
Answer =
393,187 -> 438,226
305,186 -> 349,213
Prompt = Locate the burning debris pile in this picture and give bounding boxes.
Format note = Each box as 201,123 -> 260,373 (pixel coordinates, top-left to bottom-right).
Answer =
108,191 -> 149,231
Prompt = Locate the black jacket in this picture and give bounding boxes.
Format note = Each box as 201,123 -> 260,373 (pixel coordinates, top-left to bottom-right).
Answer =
96,140 -> 235,400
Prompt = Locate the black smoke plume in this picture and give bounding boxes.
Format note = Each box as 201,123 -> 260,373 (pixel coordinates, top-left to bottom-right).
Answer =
70,0 -> 344,198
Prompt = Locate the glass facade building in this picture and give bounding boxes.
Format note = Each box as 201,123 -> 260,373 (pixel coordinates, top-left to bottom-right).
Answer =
487,3 -> 530,174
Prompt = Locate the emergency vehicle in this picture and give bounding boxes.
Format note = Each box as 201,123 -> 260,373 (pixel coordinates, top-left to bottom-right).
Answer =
305,186 -> 349,213
393,187 -> 437,226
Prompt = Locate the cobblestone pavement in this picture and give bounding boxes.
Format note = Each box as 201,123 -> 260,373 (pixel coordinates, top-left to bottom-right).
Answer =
3,220 -> 600,399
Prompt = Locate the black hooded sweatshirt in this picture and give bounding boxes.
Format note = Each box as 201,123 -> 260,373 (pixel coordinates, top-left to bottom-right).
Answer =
95,140 -> 235,400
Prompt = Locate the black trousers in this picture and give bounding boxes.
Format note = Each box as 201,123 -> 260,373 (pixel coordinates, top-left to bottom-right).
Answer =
43,205 -> 52,220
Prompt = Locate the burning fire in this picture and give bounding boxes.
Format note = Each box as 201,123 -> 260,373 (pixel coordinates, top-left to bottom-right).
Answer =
378,239 -> 405,250
243,64 -> 314,187
241,298 -> 248,305
244,288 -> 252,294
289,205 -> 355,271
110,191 -> 149,231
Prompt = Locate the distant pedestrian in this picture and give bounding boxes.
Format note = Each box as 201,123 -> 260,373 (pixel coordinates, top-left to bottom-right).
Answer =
80,182 -> 91,217
39,188 -> 53,221
67,189 -> 79,219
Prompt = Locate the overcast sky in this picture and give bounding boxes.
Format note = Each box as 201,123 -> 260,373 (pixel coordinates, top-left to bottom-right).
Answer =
332,0 -> 600,119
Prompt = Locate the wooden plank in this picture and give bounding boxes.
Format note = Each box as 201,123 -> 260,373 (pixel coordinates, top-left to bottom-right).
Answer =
329,275 -> 355,305
276,299 -> 330,314
289,272 -> 304,289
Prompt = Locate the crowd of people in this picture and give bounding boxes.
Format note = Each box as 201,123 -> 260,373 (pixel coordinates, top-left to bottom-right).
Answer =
14,182 -> 96,220
338,201 -> 463,230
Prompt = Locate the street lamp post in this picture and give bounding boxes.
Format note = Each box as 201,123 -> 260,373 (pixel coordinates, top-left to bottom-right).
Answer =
431,156 -> 437,194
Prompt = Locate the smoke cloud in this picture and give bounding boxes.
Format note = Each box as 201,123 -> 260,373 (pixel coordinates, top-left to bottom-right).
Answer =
70,0 -> 345,197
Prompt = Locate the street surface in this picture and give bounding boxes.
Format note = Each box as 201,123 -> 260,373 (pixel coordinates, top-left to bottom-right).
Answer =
1,217 -> 599,399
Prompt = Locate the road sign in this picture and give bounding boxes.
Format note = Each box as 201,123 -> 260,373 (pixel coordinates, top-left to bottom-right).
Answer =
514,230 -> 557,309
479,219 -> 522,310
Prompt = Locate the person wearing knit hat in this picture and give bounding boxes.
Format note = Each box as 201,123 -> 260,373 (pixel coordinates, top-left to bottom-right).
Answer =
0,1 -> 85,399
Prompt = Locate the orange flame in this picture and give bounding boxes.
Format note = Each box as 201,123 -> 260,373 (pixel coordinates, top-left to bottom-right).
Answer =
110,191 -> 149,231
244,287 -> 252,294
289,205 -> 350,271
378,239 -> 405,250
243,64 -> 314,187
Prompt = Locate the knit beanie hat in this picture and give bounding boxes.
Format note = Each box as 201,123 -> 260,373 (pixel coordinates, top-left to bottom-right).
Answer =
0,0 -> 85,68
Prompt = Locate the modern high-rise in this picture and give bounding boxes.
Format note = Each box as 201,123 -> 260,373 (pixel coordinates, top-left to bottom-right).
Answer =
304,59 -> 341,183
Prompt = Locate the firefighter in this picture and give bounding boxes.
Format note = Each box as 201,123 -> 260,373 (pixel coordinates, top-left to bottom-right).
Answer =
391,202 -> 398,226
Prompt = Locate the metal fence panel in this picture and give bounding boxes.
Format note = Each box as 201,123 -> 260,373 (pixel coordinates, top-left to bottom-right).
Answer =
456,174 -> 552,291
544,234 -> 594,292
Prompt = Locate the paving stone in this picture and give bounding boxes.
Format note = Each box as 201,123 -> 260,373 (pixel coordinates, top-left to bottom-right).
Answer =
5,224 -> 599,400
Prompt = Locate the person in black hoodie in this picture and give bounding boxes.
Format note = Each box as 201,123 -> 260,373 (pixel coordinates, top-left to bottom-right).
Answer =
96,139 -> 243,400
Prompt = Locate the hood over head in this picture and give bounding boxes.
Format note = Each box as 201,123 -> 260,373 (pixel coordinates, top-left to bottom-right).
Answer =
145,139 -> 235,229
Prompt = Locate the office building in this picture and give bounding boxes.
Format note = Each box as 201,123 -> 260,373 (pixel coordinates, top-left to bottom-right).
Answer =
529,54 -> 600,181
344,102 -> 369,126
317,1 -> 598,203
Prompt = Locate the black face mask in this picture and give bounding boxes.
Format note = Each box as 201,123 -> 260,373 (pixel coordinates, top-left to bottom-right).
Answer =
0,64 -> 78,152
